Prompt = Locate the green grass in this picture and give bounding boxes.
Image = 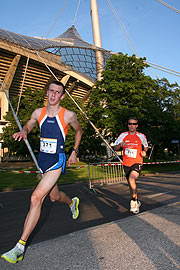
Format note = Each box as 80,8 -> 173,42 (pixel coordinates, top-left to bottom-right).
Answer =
0,161 -> 180,191
0,162 -> 89,191
0,170 -> 39,191
142,162 -> 180,175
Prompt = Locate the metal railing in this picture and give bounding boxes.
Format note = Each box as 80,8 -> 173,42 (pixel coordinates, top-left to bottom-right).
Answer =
88,162 -> 126,189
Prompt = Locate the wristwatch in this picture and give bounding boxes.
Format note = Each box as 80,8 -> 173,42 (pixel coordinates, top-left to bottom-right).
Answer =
73,148 -> 79,155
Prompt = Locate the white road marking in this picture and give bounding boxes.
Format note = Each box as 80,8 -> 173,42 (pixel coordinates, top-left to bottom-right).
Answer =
145,191 -> 171,198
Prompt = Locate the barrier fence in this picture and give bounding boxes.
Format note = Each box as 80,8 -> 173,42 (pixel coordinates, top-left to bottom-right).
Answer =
88,162 -> 126,189
143,160 -> 180,165
1,160 -> 180,189
88,160 -> 180,188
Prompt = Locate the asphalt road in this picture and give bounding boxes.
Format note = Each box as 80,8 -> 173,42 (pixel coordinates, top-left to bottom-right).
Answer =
0,172 -> 180,253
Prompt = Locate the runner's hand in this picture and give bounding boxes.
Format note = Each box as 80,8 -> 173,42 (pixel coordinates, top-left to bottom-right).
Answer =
12,130 -> 27,141
121,142 -> 127,147
68,151 -> 78,166
141,151 -> 146,157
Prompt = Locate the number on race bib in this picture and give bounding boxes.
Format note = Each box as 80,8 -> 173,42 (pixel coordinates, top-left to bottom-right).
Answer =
40,138 -> 57,154
125,148 -> 137,158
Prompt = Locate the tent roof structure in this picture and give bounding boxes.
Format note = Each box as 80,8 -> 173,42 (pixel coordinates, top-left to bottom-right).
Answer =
1,25 -> 103,51
0,25 -> 111,80
0,25 -> 103,51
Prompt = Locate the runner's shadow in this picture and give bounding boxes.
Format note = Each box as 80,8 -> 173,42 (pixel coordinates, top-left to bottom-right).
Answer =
93,185 -> 129,210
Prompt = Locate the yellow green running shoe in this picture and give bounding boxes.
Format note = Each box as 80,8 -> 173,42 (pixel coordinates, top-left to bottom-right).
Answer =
71,197 -> 80,219
1,247 -> 24,264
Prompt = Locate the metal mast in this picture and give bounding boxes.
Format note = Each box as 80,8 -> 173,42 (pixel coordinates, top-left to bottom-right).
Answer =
90,0 -> 113,159
90,0 -> 104,81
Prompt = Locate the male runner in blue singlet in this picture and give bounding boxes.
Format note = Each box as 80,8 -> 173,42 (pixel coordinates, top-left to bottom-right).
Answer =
1,81 -> 82,264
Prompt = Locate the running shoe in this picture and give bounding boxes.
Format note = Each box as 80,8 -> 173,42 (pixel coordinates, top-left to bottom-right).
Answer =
130,200 -> 141,214
1,247 -> 24,264
71,197 -> 80,219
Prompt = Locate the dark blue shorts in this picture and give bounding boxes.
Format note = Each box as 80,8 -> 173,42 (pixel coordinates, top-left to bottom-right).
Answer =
38,152 -> 66,174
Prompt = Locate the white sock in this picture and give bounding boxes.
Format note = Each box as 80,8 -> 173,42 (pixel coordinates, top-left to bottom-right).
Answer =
70,199 -> 75,210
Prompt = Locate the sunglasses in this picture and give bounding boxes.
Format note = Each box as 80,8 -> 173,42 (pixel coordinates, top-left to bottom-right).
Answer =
128,123 -> 137,125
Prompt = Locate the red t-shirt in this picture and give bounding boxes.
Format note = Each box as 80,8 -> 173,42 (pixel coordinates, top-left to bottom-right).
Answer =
114,131 -> 148,166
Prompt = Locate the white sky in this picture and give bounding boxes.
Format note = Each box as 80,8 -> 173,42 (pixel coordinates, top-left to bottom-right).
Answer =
1,0 -> 180,85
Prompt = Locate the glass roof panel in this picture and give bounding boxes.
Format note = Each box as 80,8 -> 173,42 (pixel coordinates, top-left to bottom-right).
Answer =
0,26 -> 111,80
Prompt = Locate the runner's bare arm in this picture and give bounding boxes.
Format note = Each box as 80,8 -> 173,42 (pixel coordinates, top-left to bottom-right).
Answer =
12,108 -> 41,141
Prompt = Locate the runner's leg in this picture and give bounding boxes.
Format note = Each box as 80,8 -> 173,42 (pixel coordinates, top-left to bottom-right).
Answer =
49,184 -> 80,220
127,170 -> 139,200
49,184 -> 72,205
21,168 -> 62,241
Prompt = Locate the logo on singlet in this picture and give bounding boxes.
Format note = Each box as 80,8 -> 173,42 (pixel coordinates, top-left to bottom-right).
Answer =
47,120 -> 55,124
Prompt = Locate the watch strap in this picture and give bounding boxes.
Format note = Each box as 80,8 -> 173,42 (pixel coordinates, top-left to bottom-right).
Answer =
73,148 -> 79,155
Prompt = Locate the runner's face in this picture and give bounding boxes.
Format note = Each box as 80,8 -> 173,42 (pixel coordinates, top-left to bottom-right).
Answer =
128,119 -> 138,133
47,84 -> 64,105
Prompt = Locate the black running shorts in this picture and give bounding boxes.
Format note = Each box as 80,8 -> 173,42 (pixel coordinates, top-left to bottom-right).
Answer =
123,163 -> 142,180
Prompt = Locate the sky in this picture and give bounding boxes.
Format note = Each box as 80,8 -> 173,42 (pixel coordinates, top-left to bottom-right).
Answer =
1,0 -> 180,85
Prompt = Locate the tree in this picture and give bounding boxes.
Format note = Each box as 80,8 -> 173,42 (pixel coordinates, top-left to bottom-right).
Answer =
1,87 -> 45,158
86,53 -> 154,141
141,78 -> 180,159
86,52 -> 180,160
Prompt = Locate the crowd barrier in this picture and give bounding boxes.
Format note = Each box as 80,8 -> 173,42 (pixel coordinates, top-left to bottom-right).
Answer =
143,160 -> 180,165
88,162 -> 126,189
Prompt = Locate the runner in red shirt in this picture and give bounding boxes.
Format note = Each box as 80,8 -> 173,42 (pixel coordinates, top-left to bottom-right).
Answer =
113,117 -> 148,214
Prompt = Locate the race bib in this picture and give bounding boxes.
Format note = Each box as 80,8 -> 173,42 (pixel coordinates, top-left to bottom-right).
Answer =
125,148 -> 137,158
40,137 -> 57,154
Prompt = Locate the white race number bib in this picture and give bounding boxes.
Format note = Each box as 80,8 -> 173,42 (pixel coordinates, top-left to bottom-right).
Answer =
40,137 -> 57,154
125,148 -> 137,158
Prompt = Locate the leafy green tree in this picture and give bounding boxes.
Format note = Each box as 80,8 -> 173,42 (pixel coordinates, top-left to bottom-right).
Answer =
141,78 -> 180,159
1,87 -> 45,157
86,52 -> 180,160
86,53 -> 154,141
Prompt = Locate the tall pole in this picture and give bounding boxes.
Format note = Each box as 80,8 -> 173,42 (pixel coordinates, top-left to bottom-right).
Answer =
90,0 -> 113,159
90,0 -> 104,81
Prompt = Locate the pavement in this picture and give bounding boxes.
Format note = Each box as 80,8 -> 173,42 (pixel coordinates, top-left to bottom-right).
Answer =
0,172 -> 180,269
